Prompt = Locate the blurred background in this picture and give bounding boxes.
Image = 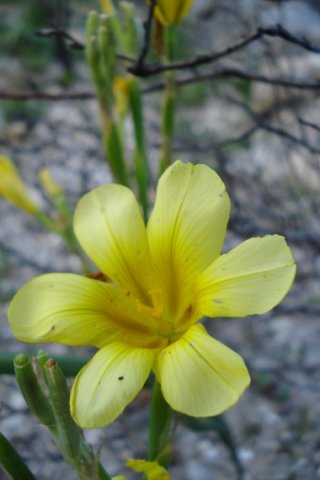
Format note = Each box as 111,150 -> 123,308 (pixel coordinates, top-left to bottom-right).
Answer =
0,1 -> 320,479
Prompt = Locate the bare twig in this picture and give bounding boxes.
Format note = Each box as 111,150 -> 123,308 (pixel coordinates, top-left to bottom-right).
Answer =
36,24 -> 320,78
127,25 -> 320,78
130,0 -> 158,75
197,67 -> 320,90
298,117 -> 320,132
217,126 -> 260,147
2,61 -> 319,103
220,94 -> 320,154
144,66 -> 320,93
258,124 -> 320,154
1,65 -> 320,101
0,90 -> 94,101
252,364 -> 320,394
176,122 -> 320,156
261,24 -> 320,55
225,122 -> 320,154
128,29 -> 265,77
35,28 -> 84,51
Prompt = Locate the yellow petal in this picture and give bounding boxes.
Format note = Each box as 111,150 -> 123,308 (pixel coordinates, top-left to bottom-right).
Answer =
39,167 -> 62,199
8,273 -> 159,348
70,343 -> 156,428
0,155 -> 39,214
195,235 -> 296,317
100,0 -> 114,13
155,324 -> 250,417
74,184 -> 155,304
8,273 -> 117,347
155,0 -> 193,25
126,459 -> 170,479
113,76 -> 131,117
147,161 -> 230,321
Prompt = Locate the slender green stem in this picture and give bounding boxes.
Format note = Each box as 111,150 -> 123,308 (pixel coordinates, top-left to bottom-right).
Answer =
129,78 -> 149,220
159,73 -> 176,174
147,379 -> 173,462
98,463 -> 112,480
0,433 -> 36,480
104,119 -> 130,187
159,26 -> 177,175
85,12 -> 130,187
0,351 -> 19,375
44,359 -> 87,464
44,359 -> 111,480
36,211 -> 64,236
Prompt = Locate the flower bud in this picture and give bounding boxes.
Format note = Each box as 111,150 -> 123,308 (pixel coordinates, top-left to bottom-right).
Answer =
0,155 -> 39,214
100,0 -> 114,14
113,76 -> 131,117
39,168 -> 62,200
151,0 -> 194,26
14,353 -> 56,432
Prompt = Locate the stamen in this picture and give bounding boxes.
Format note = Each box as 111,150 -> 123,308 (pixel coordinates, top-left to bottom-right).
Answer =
136,289 -> 163,318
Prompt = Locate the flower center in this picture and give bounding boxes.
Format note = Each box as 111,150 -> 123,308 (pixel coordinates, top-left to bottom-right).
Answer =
137,289 -> 195,345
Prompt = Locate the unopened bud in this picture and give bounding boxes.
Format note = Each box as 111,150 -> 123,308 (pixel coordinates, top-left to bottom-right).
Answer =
0,155 -> 39,214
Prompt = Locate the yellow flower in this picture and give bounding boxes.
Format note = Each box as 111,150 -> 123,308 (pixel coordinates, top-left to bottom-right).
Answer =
113,76 -> 131,117
39,168 -> 63,199
111,459 -> 170,480
152,0 -> 194,25
0,155 -> 39,214
8,161 -> 296,428
126,459 -> 170,479
100,0 -> 113,14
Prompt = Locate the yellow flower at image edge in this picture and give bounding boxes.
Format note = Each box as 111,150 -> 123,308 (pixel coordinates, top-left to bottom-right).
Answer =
112,459 -> 169,480
151,0 -> 194,25
0,155 -> 39,214
126,459 -> 169,479
8,161 -> 296,428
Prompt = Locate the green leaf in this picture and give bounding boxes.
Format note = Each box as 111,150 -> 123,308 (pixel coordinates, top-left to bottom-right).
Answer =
0,433 -> 36,480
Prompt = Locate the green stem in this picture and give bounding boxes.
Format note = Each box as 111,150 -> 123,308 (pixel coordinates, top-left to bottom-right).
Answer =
147,379 -> 173,462
129,78 -> 149,221
0,433 -> 36,480
44,359 -> 111,480
98,463 -> 112,480
159,26 -> 177,175
104,119 -> 130,187
159,74 -> 176,174
85,12 -> 130,187
36,211 -> 64,236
